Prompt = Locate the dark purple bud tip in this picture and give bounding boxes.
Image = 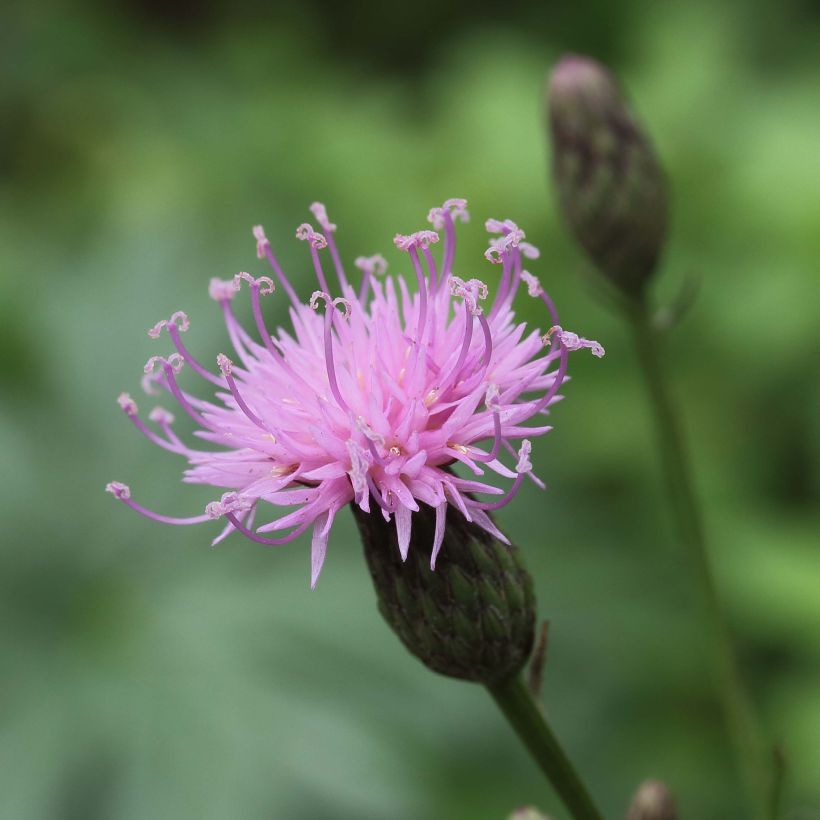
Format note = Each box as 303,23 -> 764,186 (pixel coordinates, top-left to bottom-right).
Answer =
547,54 -> 668,298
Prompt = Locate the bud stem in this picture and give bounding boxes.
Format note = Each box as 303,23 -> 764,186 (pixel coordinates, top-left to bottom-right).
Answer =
629,300 -> 773,819
487,676 -> 603,820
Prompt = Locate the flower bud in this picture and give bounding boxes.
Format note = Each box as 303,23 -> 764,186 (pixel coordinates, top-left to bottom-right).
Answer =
547,54 -> 668,297
352,502 -> 536,685
627,779 -> 677,820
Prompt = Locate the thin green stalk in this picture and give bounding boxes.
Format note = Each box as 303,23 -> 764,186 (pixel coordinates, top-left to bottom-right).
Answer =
488,676 -> 604,820
629,300 -> 771,819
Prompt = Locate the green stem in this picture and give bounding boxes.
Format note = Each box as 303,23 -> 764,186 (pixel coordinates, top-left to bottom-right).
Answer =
629,300 -> 771,819
488,676 -> 604,820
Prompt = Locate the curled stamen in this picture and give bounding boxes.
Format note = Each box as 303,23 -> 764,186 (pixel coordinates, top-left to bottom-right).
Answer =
150,310 -> 223,387
106,481 -> 130,500
295,223 -> 328,250
520,241 -> 540,259
149,407 -> 174,425
466,278 -> 489,300
431,200 -> 468,282
117,392 -> 138,416
333,297 -> 351,318
543,325 -> 606,358
145,355 -> 213,430
298,226 -> 331,292
393,230 -> 440,251
233,271 -> 275,296
106,481 -> 212,525
427,198 -> 469,230
205,491 -> 254,520
516,440 -> 533,474
233,271 -> 287,364
148,311 -> 190,339
309,291 -> 331,311
253,225 -> 270,259
216,353 -> 233,377
485,217 -> 519,234
141,368 -> 163,396
449,276 -> 487,315
209,277 -> 239,302
355,255 -> 387,277
520,271 -> 544,297
309,202 -> 337,233
484,230 -> 525,263
310,202 -> 347,290
144,354 -> 183,376
310,291 -> 351,318
356,254 -> 387,302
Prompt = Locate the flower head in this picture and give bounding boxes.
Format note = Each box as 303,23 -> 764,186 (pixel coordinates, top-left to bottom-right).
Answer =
108,199 -> 602,586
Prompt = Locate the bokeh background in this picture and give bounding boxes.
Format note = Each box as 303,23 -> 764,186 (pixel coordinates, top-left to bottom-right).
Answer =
1,0 -> 819,818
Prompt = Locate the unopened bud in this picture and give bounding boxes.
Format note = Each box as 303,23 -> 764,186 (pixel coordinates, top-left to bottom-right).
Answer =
547,54 -> 668,297
627,779 -> 677,820
351,502 -> 535,684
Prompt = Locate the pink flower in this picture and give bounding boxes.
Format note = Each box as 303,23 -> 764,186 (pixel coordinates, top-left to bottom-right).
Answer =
107,199 -> 603,586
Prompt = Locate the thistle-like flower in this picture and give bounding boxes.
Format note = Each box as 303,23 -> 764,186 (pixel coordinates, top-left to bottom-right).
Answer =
107,198 -> 603,587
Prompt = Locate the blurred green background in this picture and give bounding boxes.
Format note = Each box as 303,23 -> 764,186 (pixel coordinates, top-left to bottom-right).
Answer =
1,0 -> 819,817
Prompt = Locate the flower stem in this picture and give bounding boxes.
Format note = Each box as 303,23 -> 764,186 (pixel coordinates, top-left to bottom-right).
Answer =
629,300 -> 772,819
487,675 -> 603,820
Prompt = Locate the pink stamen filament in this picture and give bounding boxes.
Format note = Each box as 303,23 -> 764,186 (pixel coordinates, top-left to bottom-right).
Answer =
359,270 -> 372,305
310,245 -> 331,294
161,362 -> 214,430
122,495 -> 212,526
477,311 -> 493,367
438,300 -> 474,396
538,289 -> 560,327
322,306 -> 350,413
441,212 -> 456,281
421,245 -> 438,291
127,412 -> 187,454
248,282 -> 283,360
325,231 -> 349,291
260,244 -> 300,307
503,439 -> 546,488
490,254 -> 514,318
225,511 -> 314,545
168,324 -> 224,387
408,247 -> 428,345
469,409 -> 503,463
221,369 -> 269,430
467,472 -> 526,510
530,342 -> 569,414
219,300 -> 256,369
